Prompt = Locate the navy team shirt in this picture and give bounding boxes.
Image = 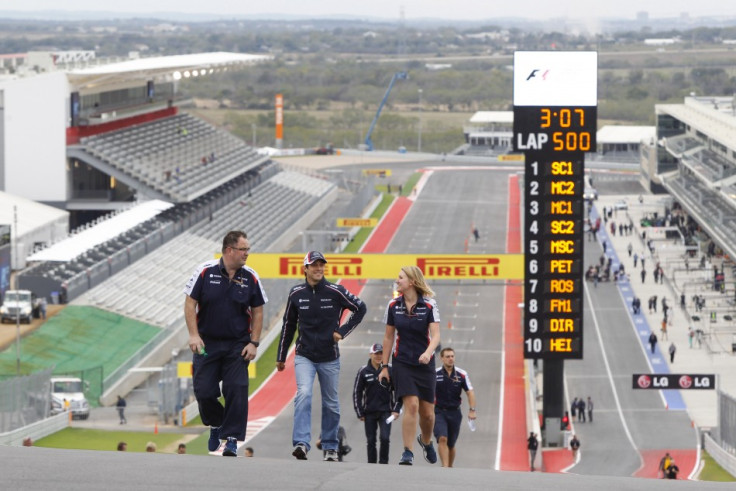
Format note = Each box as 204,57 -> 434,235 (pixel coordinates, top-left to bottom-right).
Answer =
183,258 -> 267,341
435,366 -> 473,409
383,295 -> 440,366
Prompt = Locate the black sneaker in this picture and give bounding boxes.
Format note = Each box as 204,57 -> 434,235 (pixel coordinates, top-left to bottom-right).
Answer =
222,437 -> 238,457
417,435 -> 437,464
208,426 -> 221,452
399,448 -> 413,465
323,449 -> 339,462
292,443 -> 308,460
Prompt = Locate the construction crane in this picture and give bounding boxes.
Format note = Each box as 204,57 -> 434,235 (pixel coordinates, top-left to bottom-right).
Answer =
363,71 -> 408,151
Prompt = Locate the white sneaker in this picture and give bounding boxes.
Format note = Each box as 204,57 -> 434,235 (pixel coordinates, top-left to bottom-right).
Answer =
323,449 -> 339,462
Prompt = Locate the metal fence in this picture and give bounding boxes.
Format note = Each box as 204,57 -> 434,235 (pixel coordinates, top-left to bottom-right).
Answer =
0,368 -> 53,433
156,360 -> 194,425
719,390 -> 736,452
703,390 -> 736,478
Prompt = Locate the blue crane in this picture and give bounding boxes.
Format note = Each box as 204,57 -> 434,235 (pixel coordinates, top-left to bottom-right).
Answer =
363,71 -> 408,151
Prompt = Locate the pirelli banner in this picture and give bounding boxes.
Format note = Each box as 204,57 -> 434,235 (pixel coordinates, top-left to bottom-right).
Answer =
246,254 -> 524,280
632,374 -> 716,390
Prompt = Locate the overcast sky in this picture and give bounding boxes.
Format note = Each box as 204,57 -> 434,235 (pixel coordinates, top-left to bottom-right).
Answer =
5,0 -> 736,21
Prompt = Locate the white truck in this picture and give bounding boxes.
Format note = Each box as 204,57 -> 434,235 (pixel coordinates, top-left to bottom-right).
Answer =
50,377 -> 90,420
0,289 -> 34,324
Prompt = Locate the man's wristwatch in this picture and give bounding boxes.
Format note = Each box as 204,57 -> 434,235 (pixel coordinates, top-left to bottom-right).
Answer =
469,407 -> 476,411
379,363 -> 388,370
249,340 -> 260,348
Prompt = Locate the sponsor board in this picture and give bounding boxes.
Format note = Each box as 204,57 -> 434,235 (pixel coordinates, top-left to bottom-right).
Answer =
243,254 -> 524,280
361,169 -> 392,177
632,373 -> 716,390
336,218 -> 378,228
498,154 -> 524,162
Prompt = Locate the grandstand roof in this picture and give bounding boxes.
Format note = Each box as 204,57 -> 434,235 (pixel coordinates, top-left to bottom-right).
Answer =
596,125 -> 656,144
469,111 -> 514,124
27,199 -> 173,262
68,52 -> 273,89
0,191 -> 69,238
658,97 -> 736,152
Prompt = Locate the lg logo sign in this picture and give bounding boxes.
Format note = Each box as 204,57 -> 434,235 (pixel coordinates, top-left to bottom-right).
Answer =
633,374 -> 715,390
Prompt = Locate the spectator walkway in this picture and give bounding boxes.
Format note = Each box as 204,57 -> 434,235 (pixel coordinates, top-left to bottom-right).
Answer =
592,194 -> 735,427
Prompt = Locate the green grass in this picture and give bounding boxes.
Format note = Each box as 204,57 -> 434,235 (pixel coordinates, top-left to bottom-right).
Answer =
401,172 -> 423,196
699,450 -> 736,482
343,193 -> 395,253
37,428 -> 183,453
0,306 -> 160,377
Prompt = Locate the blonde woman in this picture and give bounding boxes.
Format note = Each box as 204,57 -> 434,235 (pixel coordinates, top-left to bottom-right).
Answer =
378,266 -> 440,465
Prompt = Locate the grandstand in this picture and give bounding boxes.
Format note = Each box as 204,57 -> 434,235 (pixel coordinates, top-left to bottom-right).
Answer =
0,50 -> 370,417
72,112 -> 268,202
644,96 -> 736,261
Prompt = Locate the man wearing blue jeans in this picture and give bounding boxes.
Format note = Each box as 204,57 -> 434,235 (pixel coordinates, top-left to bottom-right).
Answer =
277,251 -> 367,461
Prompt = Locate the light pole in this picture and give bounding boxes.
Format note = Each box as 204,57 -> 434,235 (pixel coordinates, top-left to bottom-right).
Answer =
251,123 -> 257,147
417,89 -> 423,153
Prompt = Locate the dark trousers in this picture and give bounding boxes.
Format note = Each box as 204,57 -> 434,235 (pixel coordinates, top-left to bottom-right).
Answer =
364,411 -> 392,463
193,338 -> 250,441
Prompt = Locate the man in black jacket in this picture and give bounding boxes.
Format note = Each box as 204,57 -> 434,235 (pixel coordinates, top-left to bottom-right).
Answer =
353,343 -> 401,464
277,251 -> 367,462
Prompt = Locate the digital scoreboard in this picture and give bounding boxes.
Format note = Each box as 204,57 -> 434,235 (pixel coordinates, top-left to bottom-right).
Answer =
513,51 -> 597,360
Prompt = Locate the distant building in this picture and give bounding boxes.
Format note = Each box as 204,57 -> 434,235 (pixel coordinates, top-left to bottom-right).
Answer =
641,95 -> 736,259
644,38 -> 679,46
424,64 -> 452,71
596,125 -> 655,156
463,111 -> 514,153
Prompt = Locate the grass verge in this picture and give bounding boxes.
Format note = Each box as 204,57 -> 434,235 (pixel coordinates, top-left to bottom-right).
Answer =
699,450 -> 736,482
401,172 -> 423,196
37,428 -> 183,453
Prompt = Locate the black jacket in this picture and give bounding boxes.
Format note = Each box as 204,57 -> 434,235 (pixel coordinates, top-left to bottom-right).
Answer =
352,360 -> 401,418
277,278 -> 366,363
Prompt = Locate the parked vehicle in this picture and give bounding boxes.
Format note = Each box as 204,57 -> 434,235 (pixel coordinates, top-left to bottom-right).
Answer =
50,377 -> 90,420
0,290 -> 34,323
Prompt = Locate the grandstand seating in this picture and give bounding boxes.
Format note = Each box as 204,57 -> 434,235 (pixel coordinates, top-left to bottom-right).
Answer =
76,171 -> 336,328
664,134 -> 702,157
665,175 -> 736,248
19,163 -> 282,299
681,148 -> 736,184
78,113 -> 268,202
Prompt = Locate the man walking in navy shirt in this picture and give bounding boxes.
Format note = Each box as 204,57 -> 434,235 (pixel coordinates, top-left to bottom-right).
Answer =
434,347 -> 476,467
184,230 -> 267,457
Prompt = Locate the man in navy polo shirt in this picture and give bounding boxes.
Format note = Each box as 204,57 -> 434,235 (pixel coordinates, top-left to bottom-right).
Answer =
184,230 -> 267,457
434,347 -> 476,467
277,251 -> 367,462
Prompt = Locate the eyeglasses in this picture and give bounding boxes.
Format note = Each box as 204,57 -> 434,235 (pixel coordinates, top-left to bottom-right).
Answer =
230,246 -> 251,252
